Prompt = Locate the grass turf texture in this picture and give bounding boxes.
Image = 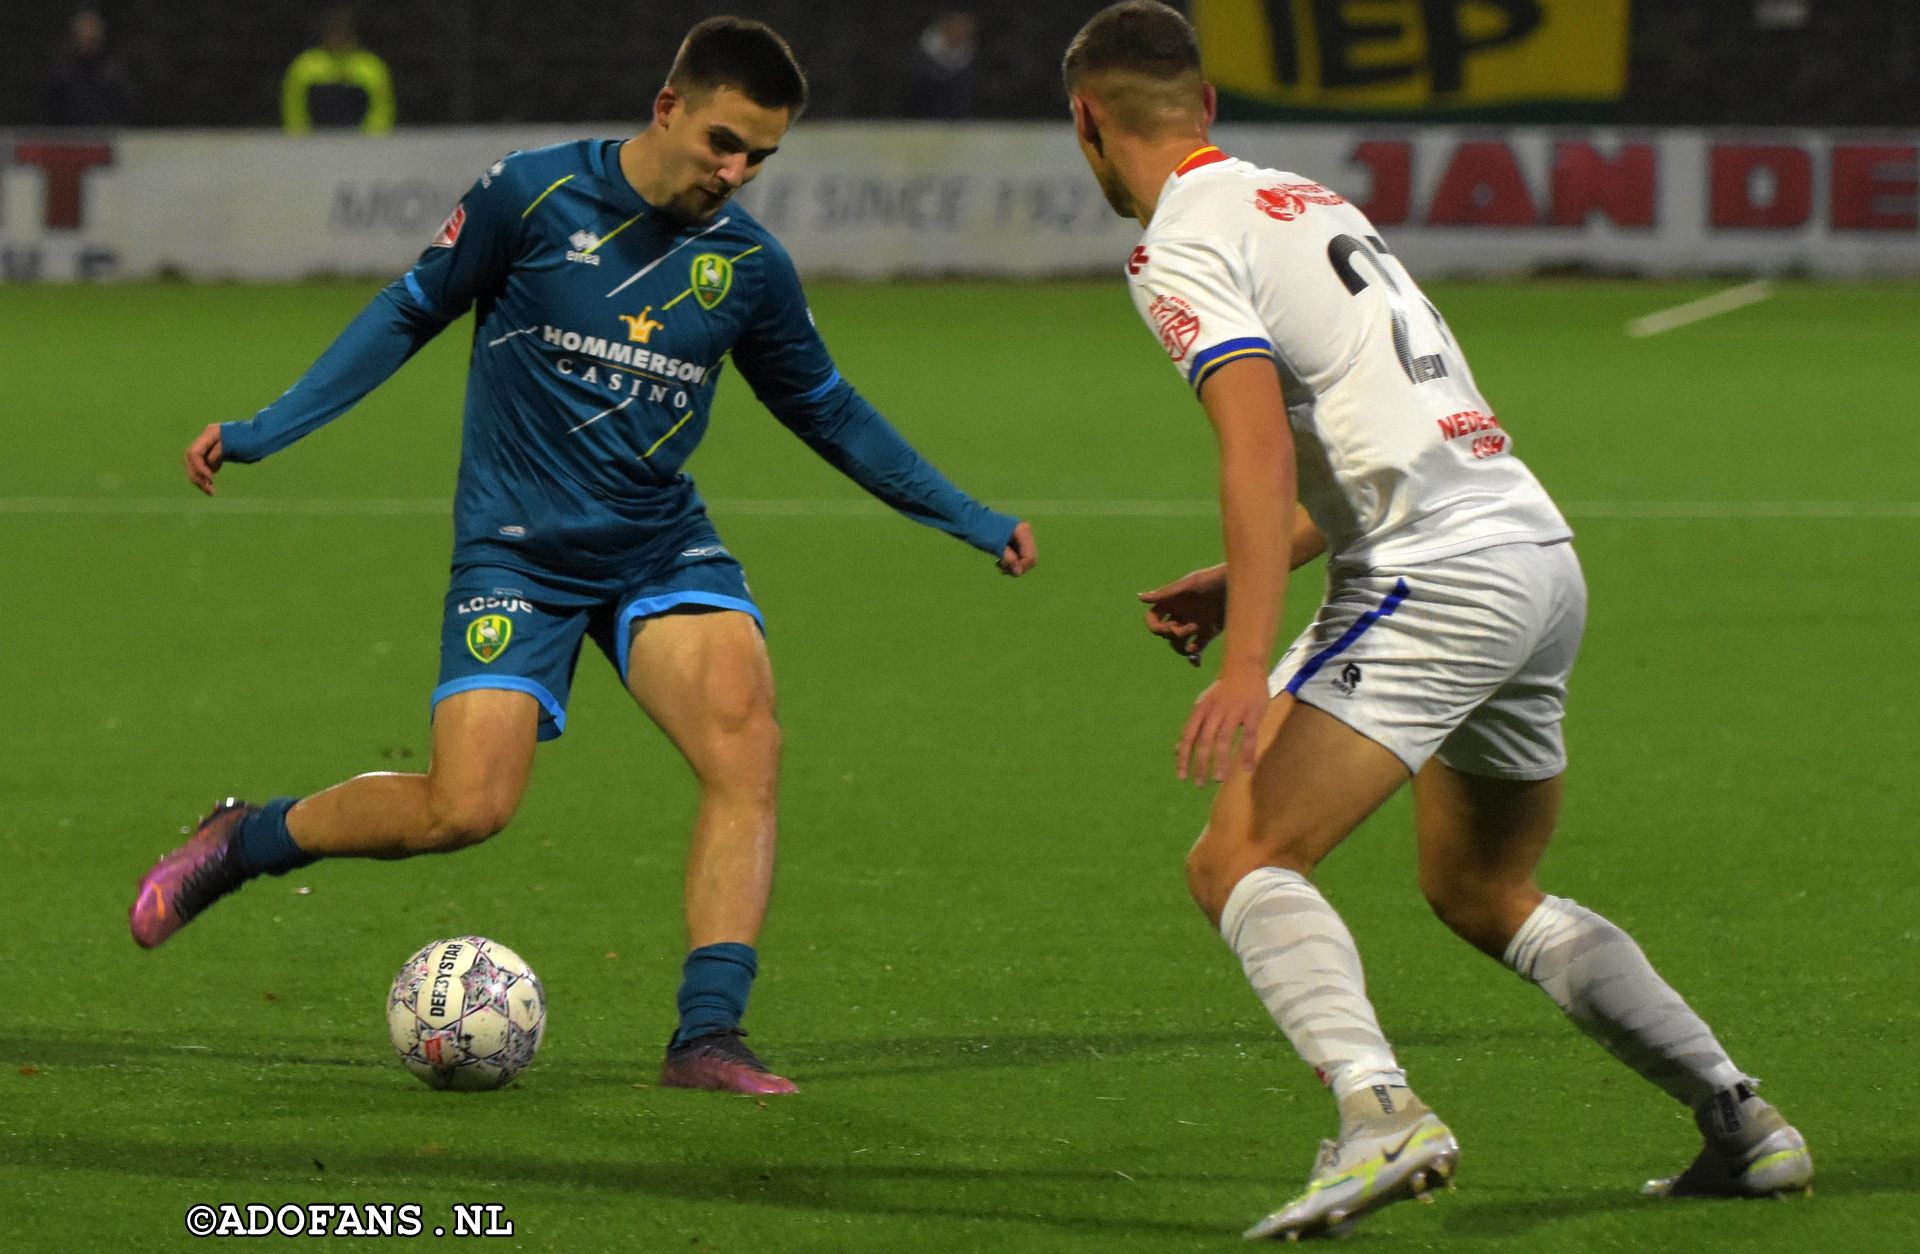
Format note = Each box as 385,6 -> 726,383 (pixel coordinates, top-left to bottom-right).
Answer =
2,278 -> 1917,1252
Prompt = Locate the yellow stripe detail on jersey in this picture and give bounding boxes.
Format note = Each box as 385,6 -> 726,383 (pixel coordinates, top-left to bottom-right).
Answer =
1193,346 -> 1276,385
584,212 -> 645,255
520,175 -> 575,219
641,411 -> 697,459
662,244 -> 765,310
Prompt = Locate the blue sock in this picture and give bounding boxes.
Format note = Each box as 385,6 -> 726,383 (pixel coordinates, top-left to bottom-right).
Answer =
671,942 -> 758,1049
233,797 -> 318,877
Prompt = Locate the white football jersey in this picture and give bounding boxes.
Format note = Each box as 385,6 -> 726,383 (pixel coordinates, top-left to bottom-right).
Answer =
1129,146 -> 1571,568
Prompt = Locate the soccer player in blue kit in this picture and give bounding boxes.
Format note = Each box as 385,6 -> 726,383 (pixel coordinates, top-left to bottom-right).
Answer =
129,17 -> 1037,1095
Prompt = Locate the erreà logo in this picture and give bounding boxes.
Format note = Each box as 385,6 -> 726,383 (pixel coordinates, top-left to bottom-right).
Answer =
566,229 -> 602,266
691,253 -> 733,310
466,614 -> 512,663
618,306 -> 663,343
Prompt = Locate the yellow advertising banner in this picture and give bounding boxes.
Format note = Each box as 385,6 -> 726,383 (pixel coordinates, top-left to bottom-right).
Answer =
1195,0 -> 1630,116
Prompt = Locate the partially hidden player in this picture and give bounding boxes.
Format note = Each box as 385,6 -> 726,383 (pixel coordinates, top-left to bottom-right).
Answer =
1062,2 -> 1807,1239
131,18 -> 1037,1096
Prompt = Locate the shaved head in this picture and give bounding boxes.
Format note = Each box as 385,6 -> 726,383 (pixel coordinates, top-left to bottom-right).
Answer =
1063,1 -> 1206,137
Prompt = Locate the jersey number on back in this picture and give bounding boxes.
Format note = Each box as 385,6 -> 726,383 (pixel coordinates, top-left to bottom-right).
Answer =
1326,234 -> 1459,387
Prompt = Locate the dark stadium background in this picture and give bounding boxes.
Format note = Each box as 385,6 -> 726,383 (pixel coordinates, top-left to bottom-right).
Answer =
3,0 -> 1917,127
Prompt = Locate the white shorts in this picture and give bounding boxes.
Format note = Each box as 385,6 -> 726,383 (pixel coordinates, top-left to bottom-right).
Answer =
1270,540 -> 1586,779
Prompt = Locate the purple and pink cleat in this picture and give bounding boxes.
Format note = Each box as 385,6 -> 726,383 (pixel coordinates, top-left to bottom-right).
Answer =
129,799 -> 256,949
659,1029 -> 798,1095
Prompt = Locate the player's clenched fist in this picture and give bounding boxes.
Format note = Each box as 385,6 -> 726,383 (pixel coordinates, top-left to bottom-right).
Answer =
997,521 -> 1038,576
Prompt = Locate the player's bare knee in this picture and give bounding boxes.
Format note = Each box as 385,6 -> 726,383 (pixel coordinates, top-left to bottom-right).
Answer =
1184,836 -> 1257,926
695,701 -> 781,797
1422,877 -> 1524,956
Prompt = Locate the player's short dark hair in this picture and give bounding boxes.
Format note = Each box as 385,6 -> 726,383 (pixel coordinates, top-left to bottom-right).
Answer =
1062,1 -> 1199,94
668,18 -> 809,117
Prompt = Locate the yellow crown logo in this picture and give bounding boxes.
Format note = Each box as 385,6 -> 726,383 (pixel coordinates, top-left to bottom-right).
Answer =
618,306 -> 664,343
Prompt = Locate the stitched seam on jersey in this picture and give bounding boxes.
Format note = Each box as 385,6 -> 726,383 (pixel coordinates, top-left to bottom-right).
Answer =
521,174 -> 575,219
583,212 -> 645,255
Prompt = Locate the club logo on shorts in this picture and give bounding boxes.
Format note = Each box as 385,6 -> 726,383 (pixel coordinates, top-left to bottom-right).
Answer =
690,253 -> 733,310
466,614 -> 513,664
1333,662 -> 1363,696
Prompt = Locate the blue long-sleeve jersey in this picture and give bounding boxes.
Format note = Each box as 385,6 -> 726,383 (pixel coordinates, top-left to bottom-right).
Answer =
221,139 -> 1017,577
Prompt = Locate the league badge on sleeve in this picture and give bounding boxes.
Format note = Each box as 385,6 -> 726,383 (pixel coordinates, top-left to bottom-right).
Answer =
431,204 -> 468,249
1148,293 -> 1202,362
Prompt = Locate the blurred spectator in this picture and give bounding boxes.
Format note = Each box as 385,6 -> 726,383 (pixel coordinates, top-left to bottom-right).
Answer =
904,11 -> 978,119
43,8 -> 136,126
282,7 -> 395,135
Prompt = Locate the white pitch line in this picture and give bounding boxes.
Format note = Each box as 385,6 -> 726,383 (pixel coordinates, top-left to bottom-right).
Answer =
3,497 -> 1919,520
1626,281 -> 1774,338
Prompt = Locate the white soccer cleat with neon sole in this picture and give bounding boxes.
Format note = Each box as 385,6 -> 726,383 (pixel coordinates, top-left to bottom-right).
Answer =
1244,1086 -> 1459,1241
1643,1082 -> 1812,1198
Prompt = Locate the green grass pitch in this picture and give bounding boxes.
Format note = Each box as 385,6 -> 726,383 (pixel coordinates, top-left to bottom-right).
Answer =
2,277 -> 1917,1251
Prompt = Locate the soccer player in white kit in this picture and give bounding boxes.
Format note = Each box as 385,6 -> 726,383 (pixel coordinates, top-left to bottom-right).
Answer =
1063,3 -> 1811,1240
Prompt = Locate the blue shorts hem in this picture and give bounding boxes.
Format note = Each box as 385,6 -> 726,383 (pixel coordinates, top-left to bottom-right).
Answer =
431,676 -> 567,741
616,592 -> 764,682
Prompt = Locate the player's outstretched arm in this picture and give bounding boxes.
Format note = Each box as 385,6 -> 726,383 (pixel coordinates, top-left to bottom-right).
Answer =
732,241 -> 1033,576
208,156 -> 520,480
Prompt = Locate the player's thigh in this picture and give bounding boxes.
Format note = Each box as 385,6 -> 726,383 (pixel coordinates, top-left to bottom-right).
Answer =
623,608 -> 779,782
1188,697 -> 1410,919
426,687 -> 542,824
1413,760 -> 1562,952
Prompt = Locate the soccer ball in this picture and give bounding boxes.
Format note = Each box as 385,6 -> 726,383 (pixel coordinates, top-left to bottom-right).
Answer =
386,936 -> 546,1090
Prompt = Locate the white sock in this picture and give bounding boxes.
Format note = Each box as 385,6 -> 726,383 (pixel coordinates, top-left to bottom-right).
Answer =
1505,895 -> 1747,1108
1219,867 -> 1405,1099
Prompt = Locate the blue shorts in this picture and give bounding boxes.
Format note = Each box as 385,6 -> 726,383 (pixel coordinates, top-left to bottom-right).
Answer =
432,525 -> 761,741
